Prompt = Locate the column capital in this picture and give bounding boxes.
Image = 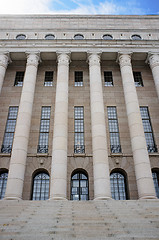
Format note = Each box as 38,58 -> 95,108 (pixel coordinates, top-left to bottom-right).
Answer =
117,52 -> 133,68
87,52 -> 101,67
56,52 -> 71,66
147,53 -> 159,69
0,52 -> 10,69
25,52 -> 40,68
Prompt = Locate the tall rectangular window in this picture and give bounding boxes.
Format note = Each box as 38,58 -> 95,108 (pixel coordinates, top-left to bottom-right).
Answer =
37,107 -> 51,153
14,71 -> 24,86
140,107 -> 157,153
74,107 -> 85,153
104,71 -> 113,86
1,107 -> 18,153
107,107 -> 121,153
133,72 -> 143,87
44,71 -> 53,86
75,71 -> 83,86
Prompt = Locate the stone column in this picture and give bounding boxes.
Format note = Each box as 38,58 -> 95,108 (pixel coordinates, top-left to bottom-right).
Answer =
88,53 -> 111,200
0,53 -> 9,95
118,53 -> 156,199
5,53 -> 40,200
50,53 -> 70,200
147,53 -> 159,99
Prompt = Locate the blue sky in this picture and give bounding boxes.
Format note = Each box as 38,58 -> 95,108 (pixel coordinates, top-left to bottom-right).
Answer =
0,0 -> 158,14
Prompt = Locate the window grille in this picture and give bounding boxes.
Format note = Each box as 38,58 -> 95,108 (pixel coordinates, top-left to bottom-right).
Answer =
37,107 -> 51,153
110,172 -> 127,200
14,72 -> 24,86
45,34 -> 55,40
107,107 -> 121,153
140,107 -> 157,153
152,171 -> 159,198
32,172 -> 50,200
0,172 -> 8,199
104,71 -> 113,86
75,71 -> 83,86
1,107 -> 18,153
16,34 -> 26,40
131,34 -> 141,40
74,34 -> 84,40
133,72 -> 143,87
103,34 -> 113,40
74,107 -> 85,154
44,71 -> 53,86
71,172 -> 89,200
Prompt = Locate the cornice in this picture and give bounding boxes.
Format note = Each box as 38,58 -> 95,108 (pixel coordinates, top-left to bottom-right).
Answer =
0,14 -> 159,19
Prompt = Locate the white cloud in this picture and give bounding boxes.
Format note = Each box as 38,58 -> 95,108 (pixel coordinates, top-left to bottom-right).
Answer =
0,0 -> 146,15
0,0 -> 51,14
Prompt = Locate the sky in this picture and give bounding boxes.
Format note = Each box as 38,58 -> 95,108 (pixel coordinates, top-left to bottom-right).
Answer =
0,0 -> 158,15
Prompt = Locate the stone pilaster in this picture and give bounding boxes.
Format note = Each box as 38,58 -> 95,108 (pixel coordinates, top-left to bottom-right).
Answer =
147,53 -> 159,99
88,53 -> 111,200
50,52 -> 70,200
4,52 -> 40,200
118,53 -> 156,199
0,53 -> 10,94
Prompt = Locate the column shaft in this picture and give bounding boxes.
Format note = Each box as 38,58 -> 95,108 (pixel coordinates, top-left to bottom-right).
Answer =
88,53 -> 111,200
5,53 -> 40,200
50,53 -> 70,200
0,53 -> 9,94
119,53 -> 156,199
148,53 -> 159,99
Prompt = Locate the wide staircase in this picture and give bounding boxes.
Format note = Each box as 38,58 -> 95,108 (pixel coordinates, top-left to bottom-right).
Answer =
0,200 -> 159,240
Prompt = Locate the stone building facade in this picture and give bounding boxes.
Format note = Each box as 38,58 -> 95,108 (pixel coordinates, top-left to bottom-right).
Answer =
0,15 -> 159,201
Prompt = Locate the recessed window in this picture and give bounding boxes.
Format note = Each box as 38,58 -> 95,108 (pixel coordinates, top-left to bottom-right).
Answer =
45,34 -> 55,40
0,171 -> 8,199
140,107 -> 157,153
152,170 -> 159,198
75,71 -> 83,86
133,72 -> 143,87
110,171 -> 128,200
107,107 -> 121,153
1,107 -> 18,153
32,172 -> 50,200
14,71 -> 24,86
74,34 -> 84,40
71,171 -> 89,200
103,34 -> 113,40
104,71 -> 113,86
131,34 -> 141,40
37,107 -> 51,154
74,107 -> 85,154
16,34 -> 26,40
44,71 -> 53,86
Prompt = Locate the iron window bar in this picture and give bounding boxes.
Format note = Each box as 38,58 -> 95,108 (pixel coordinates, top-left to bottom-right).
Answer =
37,145 -> 48,153
111,144 -> 122,153
140,107 -> 157,153
107,107 -> 121,154
74,145 -> 85,154
1,107 -> 18,153
37,107 -> 51,154
1,144 -> 12,153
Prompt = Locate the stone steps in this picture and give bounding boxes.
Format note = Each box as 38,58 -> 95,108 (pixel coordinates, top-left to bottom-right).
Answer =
0,200 -> 159,240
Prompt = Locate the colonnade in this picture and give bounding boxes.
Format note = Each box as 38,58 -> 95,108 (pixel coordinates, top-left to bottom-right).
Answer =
0,51 -> 158,200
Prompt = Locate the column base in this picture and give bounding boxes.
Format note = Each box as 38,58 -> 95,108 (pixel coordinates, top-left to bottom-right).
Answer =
94,196 -> 112,201
3,196 -> 22,201
139,195 -> 157,200
49,197 -> 68,201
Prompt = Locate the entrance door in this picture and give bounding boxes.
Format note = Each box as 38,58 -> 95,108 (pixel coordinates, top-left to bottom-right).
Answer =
71,171 -> 89,200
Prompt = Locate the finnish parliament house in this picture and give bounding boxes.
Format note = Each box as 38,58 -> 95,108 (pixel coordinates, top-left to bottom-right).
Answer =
0,14 -> 159,202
